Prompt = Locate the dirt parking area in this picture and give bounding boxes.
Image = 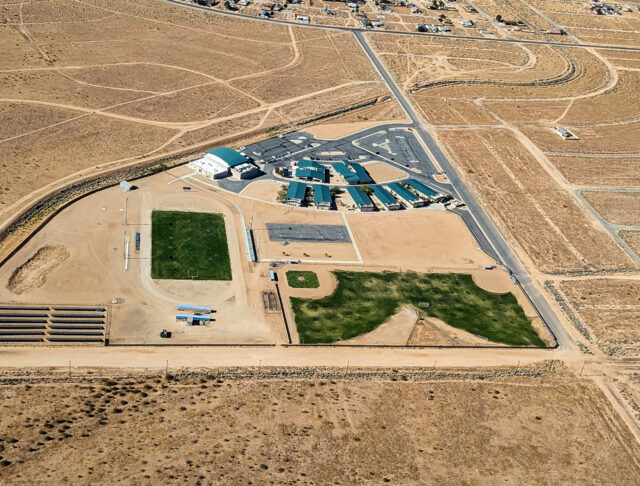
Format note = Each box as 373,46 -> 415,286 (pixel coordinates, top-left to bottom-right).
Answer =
0,365 -> 639,484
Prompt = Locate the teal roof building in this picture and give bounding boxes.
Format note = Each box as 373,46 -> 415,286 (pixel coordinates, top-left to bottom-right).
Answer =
286,182 -> 307,206
346,186 -> 375,211
371,185 -> 401,210
312,184 -> 332,209
405,178 -> 439,199
205,147 -> 249,168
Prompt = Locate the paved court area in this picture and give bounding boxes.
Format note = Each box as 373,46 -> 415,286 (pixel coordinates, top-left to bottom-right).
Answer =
266,223 -> 352,243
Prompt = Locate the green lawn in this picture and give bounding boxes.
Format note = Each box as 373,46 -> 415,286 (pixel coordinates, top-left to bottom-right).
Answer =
151,210 -> 231,280
291,271 -> 546,346
286,270 -> 320,288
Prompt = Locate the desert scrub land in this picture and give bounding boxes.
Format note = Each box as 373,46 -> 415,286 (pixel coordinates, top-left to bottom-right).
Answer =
557,278 -> 640,354
286,270 -> 320,289
291,271 -> 544,346
151,211 -> 231,280
0,0 -> 394,223
582,191 -> 640,226
0,365 -> 639,484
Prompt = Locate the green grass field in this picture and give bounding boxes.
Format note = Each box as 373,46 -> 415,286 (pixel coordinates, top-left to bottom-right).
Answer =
286,271 -> 320,288
151,210 -> 231,280
291,271 -> 546,346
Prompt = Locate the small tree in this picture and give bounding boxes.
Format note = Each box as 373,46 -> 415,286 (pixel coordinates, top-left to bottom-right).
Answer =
360,185 -> 373,195
277,185 -> 288,203
439,13 -> 446,22
417,24 -> 427,32
329,187 -> 342,197
495,14 -> 502,22
438,0 -> 444,8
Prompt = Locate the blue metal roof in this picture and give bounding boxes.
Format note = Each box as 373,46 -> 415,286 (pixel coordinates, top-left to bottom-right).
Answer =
346,186 -> 374,207
296,167 -> 326,182
371,185 -> 399,207
334,162 -> 372,184
205,147 -> 248,167
405,178 -> 438,198
286,182 -> 307,202
298,160 -> 325,171
350,163 -> 373,183
312,185 -> 332,206
387,182 -> 421,203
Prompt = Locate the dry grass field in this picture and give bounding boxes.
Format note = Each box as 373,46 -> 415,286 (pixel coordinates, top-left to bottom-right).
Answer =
436,129 -> 634,273
367,27 -> 639,281
582,191 -> 640,226
547,155 -> 640,188
620,231 -> 640,256
0,365 -> 639,484
0,0 -> 398,225
558,279 -> 640,353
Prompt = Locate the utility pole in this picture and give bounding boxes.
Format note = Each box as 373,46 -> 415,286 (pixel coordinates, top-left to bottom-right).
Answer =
165,359 -> 168,377
579,361 -> 586,376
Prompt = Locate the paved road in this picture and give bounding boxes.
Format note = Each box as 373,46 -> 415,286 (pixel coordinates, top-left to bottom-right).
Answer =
163,0 -> 640,53
354,31 -> 572,349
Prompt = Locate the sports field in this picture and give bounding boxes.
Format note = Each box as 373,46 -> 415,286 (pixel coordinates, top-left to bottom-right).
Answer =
291,271 -> 544,346
286,271 -> 320,289
151,210 -> 231,280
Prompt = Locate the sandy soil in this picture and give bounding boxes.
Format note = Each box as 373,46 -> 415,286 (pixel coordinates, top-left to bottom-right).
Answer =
341,306 -> 418,345
238,180 -> 282,204
6,244 -> 70,295
361,161 -> 407,183
306,120 -> 402,140
408,316 -> 496,346
0,365 -> 639,484
620,231 -> 640,256
0,171 -> 284,345
345,209 -> 495,270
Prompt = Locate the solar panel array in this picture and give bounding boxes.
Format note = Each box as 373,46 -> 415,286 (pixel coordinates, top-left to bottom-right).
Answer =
0,305 -> 107,344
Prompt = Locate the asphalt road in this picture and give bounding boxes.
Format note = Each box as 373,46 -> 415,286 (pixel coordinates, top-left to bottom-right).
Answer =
354,31 -> 571,349
163,0 -> 640,53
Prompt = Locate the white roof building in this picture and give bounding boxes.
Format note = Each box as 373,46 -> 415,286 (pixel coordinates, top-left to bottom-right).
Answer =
189,156 -> 230,180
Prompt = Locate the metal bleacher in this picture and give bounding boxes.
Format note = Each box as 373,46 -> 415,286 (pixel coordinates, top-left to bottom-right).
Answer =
0,303 -> 108,345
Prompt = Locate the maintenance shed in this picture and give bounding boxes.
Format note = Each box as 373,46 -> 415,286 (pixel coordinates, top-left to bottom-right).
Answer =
387,182 -> 424,207
312,184 -> 332,210
286,182 -> 307,206
346,186 -> 375,211
371,185 -> 401,210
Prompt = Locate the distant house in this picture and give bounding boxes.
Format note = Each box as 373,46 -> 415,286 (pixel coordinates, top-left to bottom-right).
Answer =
296,15 -> 310,23
459,19 -> 474,27
554,126 -> 573,139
